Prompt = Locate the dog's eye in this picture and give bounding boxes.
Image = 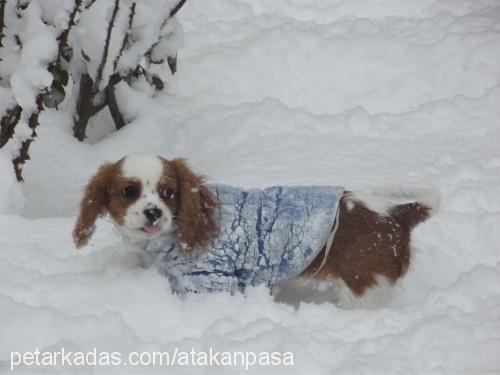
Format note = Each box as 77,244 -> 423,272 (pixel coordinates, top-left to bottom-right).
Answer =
122,186 -> 139,198
162,187 -> 174,199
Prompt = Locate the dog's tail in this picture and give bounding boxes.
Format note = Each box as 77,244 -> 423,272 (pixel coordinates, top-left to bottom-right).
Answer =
375,187 -> 441,230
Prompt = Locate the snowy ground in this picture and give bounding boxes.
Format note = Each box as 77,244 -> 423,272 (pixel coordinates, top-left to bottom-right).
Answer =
2,0 -> 500,374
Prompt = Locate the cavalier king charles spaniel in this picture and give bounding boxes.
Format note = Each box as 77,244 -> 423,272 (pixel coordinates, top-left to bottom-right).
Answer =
73,154 -> 439,308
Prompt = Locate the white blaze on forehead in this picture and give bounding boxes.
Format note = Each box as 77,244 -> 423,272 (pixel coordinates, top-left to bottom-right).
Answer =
121,154 -> 163,186
116,154 -> 174,241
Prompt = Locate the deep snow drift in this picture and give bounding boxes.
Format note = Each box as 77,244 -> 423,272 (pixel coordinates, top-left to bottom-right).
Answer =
1,0 -> 500,374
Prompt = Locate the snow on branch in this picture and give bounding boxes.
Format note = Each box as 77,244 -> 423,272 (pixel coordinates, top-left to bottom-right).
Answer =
73,0 -> 185,141
1,0 -> 186,180
0,0 -> 6,49
113,1 -> 135,72
93,0 -> 120,94
56,0 -> 82,64
0,0 -> 57,180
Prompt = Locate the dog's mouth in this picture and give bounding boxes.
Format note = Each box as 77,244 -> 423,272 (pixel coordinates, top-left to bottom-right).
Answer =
142,223 -> 161,235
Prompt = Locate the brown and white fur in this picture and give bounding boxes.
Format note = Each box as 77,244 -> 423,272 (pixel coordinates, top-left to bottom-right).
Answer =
73,154 -> 439,309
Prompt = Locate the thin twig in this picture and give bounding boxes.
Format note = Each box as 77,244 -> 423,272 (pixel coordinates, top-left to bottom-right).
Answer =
0,0 -> 7,49
85,0 -> 97,10
105,76 -> 125,130
93,0 -> 120,93
160,0 -> 187,31
0,105 -> 22,148
170,0 -> 187,18
56,0 -> 81,63
113,1 -> 135,72
12,94 -> 43,181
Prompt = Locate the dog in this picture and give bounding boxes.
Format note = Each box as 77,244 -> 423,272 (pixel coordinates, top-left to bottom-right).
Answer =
73,154 -> 439,308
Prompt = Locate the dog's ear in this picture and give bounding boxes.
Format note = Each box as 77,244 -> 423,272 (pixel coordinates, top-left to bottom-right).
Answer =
168,158 -> 219,252
73,163 -> 117,248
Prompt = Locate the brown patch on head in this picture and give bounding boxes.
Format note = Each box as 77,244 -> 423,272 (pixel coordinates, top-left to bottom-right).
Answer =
106,176 -> 144,226
73,161 -> 121,248
163,158 -> 219,252
156,165 -> 180,220
74,156 -> 220,250
304,191 -> 431,296
73,158 -> 155,248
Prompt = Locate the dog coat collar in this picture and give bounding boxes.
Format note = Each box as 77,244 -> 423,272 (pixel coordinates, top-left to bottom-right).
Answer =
145,184 -> 344,294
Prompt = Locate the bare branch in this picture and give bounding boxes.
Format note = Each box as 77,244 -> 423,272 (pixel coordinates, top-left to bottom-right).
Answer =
0,0 -> 7,49
56,0 -> 81,63
167,55 -> 177,74
73,73 -> 94,141
113,1 -> 135,72
0,105 -> 22,148
169,0 -> 187,18
12,94 -> 43,181
105,82 -> 125,130
159,0 -> 188,31
93,0 -> 120,93
84,0 -> 96,10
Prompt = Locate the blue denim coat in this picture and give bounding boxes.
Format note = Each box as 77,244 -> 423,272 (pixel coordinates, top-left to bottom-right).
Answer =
145,185 -> 344,294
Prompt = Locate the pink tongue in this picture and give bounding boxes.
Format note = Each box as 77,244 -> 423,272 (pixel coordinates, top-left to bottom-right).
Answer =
143,224 -> 160,234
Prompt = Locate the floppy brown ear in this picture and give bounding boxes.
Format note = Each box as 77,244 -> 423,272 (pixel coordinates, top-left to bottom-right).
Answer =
169,158 -> 219,252
73,163 -> 117,249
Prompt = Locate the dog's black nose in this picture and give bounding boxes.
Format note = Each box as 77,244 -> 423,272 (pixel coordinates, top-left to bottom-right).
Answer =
143,207 -> 162,222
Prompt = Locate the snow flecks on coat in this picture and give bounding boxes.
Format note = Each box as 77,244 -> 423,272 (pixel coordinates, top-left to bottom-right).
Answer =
146,185 -> 344,294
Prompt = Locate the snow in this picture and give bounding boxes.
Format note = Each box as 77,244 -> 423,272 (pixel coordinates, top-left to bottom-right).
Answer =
0,153 -> 25,214
70,0 -> 183,90
1,0 -> 500,374
9,1 -> 58,113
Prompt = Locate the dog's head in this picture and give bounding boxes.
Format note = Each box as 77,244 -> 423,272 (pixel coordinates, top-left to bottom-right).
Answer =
73,154 -> 219,251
